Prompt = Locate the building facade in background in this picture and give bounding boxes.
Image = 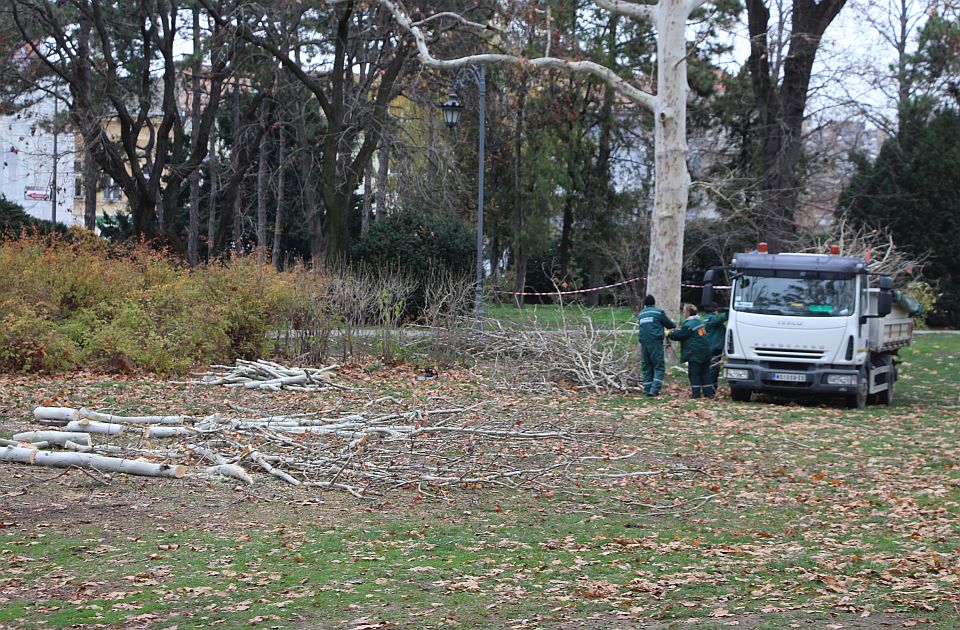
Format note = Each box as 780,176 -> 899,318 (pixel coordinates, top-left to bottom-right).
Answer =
0,94 -> 77,225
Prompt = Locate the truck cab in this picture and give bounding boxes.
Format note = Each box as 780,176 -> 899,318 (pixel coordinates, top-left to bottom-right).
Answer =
706,248 -> 911,408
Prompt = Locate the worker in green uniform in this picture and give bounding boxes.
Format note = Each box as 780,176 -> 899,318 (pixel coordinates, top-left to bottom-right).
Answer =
637,295 -> 676,397
668,304 -> 714,398
701,303 -> 729,390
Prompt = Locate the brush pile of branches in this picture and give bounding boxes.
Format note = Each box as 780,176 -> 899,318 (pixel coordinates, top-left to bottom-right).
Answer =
462,320 -> 642,393
800,218 -> 926,281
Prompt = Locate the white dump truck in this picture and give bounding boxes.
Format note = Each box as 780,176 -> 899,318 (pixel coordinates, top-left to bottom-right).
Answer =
701,246 -> 916,408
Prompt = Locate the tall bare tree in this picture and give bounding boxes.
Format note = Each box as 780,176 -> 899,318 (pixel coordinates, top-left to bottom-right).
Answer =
746,0 -> 848,249
378,0 -> 708,318
4,0 -> 239,247
204,0 -> 415,265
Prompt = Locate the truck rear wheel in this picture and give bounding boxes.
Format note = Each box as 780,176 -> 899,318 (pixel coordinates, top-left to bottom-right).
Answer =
730,387 -> 752,402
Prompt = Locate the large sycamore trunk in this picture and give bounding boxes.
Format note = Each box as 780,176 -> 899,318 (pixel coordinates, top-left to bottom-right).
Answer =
646,0 -> 691,320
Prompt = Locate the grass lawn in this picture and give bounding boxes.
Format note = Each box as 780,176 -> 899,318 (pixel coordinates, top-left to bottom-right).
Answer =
1,335 -> 958,628
485,303 -> 636,329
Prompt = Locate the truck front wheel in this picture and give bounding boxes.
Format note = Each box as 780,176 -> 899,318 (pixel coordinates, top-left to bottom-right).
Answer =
876,355 -> 895,406
847,369 -> 868,409
730,387 -> 752,402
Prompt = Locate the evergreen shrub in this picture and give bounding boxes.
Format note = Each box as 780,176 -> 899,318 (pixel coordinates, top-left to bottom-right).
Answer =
350,208 -> 475,316
0,195 -> 67,237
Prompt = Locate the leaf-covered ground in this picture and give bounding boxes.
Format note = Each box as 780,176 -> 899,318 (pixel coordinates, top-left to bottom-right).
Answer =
1,335 -> 958,629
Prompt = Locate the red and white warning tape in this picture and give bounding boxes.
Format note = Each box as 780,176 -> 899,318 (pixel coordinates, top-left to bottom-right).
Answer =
497,277 -> 731,297
497,276 -> 643,297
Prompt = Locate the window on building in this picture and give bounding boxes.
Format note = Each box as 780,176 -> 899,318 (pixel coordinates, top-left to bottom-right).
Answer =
104,178 -> 122,201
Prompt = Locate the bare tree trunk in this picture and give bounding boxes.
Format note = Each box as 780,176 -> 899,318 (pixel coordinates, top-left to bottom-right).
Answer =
746,0 -> 847,251
271,127 -> 286,269
256,101 -> 270,264
187,6 -> 203,267
511,82 -> 527,308
207,125 -> 218,260
213,91 -> 269,255
362,157 -> 372,235
489,232 -> 500,285
232,89 -> 244,255
294,99 -> 324,263
188,169 -> 201,264
586,254 -> 603,307
558,193 -> 575,279
83,141 -> 98,231
644,0 -> 691,321
75,16 -> 98,232
376,137 -> 389,221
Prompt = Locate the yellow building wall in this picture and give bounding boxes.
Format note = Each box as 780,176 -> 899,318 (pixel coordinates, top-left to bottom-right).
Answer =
70,118 -> 163,223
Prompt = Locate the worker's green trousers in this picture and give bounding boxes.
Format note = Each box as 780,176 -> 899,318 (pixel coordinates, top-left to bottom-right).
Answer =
687,360 -> 715,398
641,343 -> 665,396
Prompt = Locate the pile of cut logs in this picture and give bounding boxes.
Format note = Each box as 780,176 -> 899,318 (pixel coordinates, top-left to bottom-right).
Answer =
0,402 -> 586,497
190,359 -> 350,392
2,395 -> 709,505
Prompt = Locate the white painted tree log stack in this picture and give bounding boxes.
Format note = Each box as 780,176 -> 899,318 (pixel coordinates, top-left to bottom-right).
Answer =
191,359 -> 349,392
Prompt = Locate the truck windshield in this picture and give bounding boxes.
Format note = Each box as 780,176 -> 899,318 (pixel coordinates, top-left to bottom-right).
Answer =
732,274 -> 856,317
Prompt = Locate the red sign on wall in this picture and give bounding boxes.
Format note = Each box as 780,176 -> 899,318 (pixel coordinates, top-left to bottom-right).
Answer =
24,186 -> 51,201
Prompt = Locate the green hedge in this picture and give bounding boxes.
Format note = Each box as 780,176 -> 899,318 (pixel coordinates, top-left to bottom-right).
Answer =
0,234 -> 299,374
351,208 -> 474,315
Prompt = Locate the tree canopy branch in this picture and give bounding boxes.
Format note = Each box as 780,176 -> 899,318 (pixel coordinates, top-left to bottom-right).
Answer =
377,0 -> 657,112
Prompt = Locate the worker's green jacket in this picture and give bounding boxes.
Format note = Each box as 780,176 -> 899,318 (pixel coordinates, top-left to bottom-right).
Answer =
668,315 -> 711,362
703,311 -> 729,354
637,306 -> 676,346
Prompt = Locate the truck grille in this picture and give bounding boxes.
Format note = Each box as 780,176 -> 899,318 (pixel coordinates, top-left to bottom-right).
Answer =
753,347 -> 825,361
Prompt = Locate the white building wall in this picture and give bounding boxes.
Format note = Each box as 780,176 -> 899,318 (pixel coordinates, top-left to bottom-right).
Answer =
0,94 -> 77,225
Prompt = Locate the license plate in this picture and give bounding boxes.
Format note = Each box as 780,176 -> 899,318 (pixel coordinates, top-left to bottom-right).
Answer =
772,372 -> 807,383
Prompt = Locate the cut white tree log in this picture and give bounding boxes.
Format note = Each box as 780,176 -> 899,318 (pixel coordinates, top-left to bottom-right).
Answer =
33,406 -> 77,423
207,464 -> 254,485
226,374 -> 310,389
0,446 -> 184,478
77,408 -> 193,425
65,420 -> 127,436
0,438 -> 49,448
144,426 -> 196,439
63,441 -> 125,454
11,431 -> 91,447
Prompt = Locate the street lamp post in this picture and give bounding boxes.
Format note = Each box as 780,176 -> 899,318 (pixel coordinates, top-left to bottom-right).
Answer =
440,64 -> 486,324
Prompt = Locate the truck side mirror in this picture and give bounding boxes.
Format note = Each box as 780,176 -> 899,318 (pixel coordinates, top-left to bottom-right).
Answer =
877,291 -> 892,317
701,269 -> 716,307
878,276 -> 893,291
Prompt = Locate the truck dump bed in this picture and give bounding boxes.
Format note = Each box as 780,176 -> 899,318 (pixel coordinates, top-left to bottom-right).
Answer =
868,293 -> 914,351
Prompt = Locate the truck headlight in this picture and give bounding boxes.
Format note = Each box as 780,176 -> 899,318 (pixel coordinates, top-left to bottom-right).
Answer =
726,368 -> 750,380
826,374 -> 858,386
